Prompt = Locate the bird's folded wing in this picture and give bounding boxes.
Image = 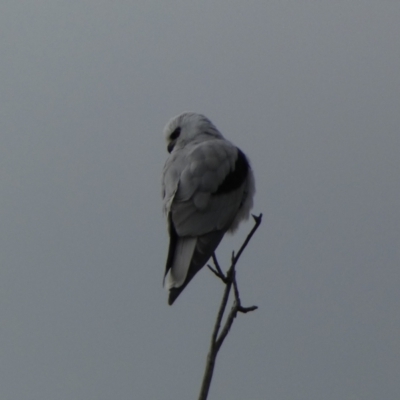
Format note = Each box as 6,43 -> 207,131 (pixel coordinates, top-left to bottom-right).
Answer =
170,140 -> 248,236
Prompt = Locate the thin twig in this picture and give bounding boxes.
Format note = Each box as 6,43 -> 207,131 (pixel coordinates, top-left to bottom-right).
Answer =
197,213 -> 262,400
231,214 -> 263,268
207,264 -> 224,281
211,253 -> 225,278
206,254 -> 227,283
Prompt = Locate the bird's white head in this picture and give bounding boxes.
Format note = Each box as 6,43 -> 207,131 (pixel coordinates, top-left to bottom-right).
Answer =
163,112 -> 223,153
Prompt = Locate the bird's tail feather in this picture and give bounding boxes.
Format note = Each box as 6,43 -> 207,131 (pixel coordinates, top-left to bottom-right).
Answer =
165,237 -> 197,289
168,230 -> 225,305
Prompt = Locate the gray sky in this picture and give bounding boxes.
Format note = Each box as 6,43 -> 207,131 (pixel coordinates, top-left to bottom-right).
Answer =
1,1 -> 399,399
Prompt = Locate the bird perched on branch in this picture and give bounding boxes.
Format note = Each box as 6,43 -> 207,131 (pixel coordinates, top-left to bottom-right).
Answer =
162,112 -> 255,305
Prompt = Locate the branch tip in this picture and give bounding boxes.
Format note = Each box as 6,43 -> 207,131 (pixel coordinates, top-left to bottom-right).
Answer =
237,305 -> 258,313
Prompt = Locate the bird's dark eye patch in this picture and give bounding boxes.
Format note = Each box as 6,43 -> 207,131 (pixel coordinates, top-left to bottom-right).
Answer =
170,127 -> 181,140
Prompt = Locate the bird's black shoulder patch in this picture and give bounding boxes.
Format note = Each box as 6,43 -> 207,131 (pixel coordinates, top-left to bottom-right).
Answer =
214,148 -> 249,195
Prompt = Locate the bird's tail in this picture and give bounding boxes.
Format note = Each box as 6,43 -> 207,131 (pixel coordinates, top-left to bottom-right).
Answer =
167,230 -> 225,305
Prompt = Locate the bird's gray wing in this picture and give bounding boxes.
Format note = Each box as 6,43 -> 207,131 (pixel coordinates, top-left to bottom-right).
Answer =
171,139 -> 248,236
163,139 -> 251,304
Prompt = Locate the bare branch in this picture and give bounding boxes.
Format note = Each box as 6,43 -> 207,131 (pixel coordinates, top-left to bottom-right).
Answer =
215,301 -> 237,352
207,254 -> 227,283
211,253 -> 224,278
198,213 -> 262,400
231,213 -> 263,268
206,264 -> 224,281
198,274 -> 232,400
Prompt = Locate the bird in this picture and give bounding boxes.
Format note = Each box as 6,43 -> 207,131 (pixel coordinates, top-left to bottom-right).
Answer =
162,112 -> 255,305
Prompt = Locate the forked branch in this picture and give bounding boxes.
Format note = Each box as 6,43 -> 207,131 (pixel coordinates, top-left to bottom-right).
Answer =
199,213 -> 262,400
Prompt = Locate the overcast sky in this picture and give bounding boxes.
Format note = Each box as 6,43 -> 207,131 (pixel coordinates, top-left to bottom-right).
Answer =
1,1 -> 399,399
